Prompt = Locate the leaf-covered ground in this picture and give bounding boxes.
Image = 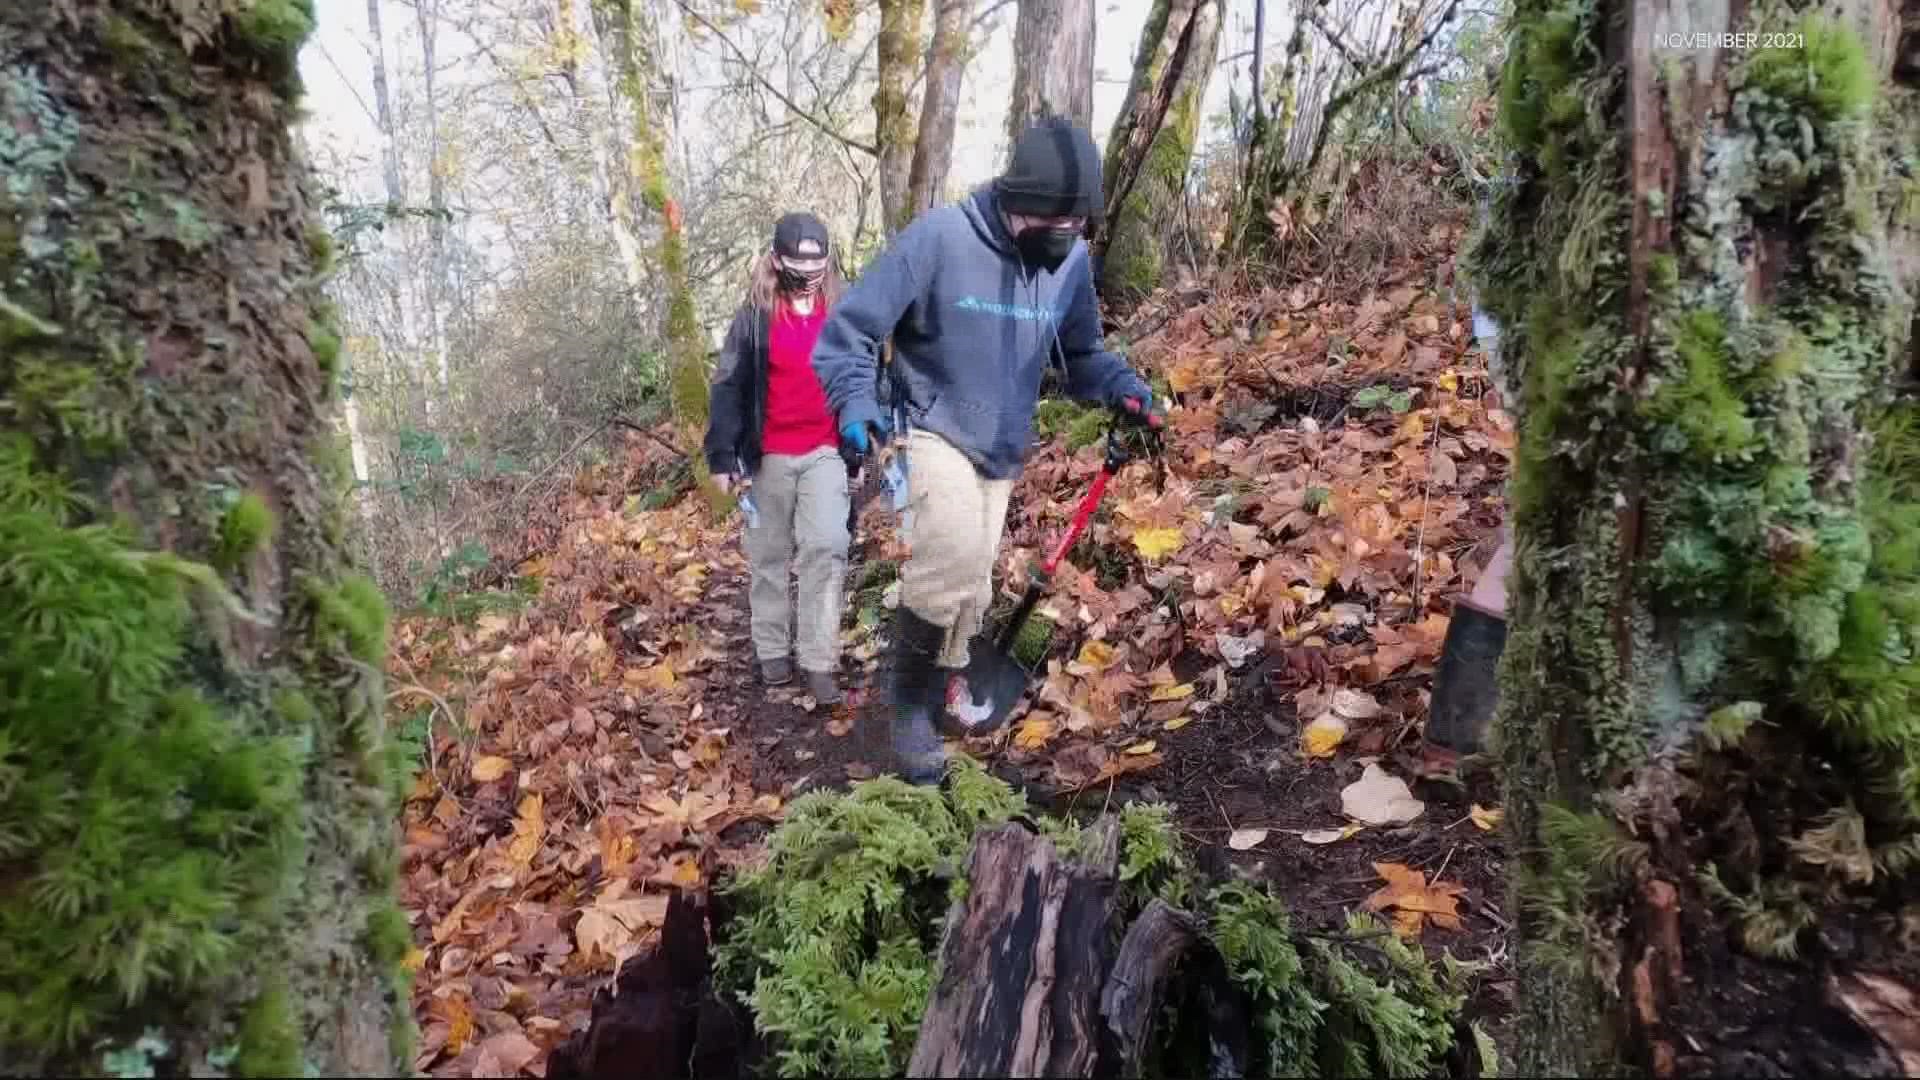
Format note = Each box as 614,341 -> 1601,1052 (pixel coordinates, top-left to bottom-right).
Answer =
387,219 -> 1520,1077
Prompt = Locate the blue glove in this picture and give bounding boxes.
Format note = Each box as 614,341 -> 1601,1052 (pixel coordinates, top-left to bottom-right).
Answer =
839,416 -> 890,456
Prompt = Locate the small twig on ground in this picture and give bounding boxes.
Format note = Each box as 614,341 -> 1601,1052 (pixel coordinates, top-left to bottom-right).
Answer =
1432,842 -> 1458,883
389,680 -> 461,798
1407,397 -> 1444,621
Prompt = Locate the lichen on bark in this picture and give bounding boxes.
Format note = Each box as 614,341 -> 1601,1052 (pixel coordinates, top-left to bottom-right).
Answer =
0,1 -> 408,1073
1475,0 -> 1918,1070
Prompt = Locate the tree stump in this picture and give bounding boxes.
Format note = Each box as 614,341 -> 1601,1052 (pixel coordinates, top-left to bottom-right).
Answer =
907,817 -> 1122,1077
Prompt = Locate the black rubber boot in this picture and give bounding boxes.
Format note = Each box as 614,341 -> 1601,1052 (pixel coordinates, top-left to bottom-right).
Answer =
1423,599 -> 1508,764
888,608 -> 949,785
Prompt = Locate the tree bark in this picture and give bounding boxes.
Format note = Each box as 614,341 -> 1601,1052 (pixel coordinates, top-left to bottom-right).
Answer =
1093,0 -> 1222,301
592,0 -> 709,441
907,819 -> 1121,1077
1099,899 -> 1199,1076
0,2 -> 406,1074
1005,0 -> 1095,145
905,0 -> 970,219
876,0 -> 926,233
1481,0 -> 1919,1072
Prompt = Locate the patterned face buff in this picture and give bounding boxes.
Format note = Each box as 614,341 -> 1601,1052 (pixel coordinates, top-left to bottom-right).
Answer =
777,254 -> 826,295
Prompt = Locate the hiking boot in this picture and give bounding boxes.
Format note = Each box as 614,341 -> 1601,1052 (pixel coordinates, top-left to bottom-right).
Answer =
889,608 -> 949,786
804,669 -> 842,706
759,657 -> 794,687
1422,598 -> 1508,765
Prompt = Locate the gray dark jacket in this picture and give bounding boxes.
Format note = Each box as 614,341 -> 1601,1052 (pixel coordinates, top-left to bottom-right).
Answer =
810,186 -> 1151,479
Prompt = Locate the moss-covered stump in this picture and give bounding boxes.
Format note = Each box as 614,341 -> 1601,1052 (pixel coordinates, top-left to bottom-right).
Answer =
1476,0 -> 1918,1073
707,762 -> 1491,1078
0,1 -> 408,1074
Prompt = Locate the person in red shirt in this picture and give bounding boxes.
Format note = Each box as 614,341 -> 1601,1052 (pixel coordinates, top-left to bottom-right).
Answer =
703,213 -> 853,704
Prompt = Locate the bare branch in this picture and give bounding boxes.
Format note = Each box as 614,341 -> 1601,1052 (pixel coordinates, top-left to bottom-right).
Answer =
665,0 -> 878,156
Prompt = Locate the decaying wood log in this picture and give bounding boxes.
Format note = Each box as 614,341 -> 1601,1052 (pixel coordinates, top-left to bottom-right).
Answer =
907,817 -> 1123,1077
1047,817 -> 1122,1076
1100,898 -> 1200,1077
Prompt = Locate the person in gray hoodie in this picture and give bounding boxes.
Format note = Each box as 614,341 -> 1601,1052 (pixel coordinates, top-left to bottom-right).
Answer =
813,118 -> 1163,784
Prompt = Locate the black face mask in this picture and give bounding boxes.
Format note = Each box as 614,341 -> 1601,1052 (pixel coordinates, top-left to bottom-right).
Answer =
778,266 -> 825,294
1014,227 -> 1079,271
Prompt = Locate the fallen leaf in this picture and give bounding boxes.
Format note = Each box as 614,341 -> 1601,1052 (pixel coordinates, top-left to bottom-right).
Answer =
1299,824 -> 1366,844
574,895 -> 669,969
1070,640 -> 1119,674
1053,742 -> 1111,786
471,755 -> 512,782
1341,763 -> 1426,825
1331,688 -> 1383,721
1363,861 -> 1466,938
1149,682 -> 1195,702
1013,715 -> 1057,750
1125,740 -> 1158,755
1131,526 -> 1185,562
1163,714 -> 1193,731
1227,828 -> 1269,850
1094,750 -> 1163,782
508,793 -> 544,866
476,1032 -> 539,1076
1470,804 -> 1505,831
1301,713 -> 1349,758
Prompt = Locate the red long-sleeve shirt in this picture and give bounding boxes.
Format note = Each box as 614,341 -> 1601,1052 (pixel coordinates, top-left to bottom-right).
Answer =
759,299 -> 837,456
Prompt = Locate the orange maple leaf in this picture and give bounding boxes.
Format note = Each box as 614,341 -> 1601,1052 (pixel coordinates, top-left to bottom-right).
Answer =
1363,861 -> 1467,939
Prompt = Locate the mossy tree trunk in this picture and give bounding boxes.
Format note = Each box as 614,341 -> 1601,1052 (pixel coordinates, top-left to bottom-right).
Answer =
904,0 -> 969,221
875,0 -> 926,234
593,0 -> 707,447
1092,0 -> 1222,302
1005,0 -> 1095,146
0,1 -> 411,1075
1480,0 -> 1919,1072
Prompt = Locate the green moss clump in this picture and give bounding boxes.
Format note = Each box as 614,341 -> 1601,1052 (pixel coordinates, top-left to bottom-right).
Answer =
309,318 -> 342,398
218,491 -> 276,570
235,0 -> 315,57
306,224 -> 336,274
233,975 -> 303,1078
1645,309 -> 1757,460
1008,611 -> 1053,667
1064,406 -> 1110,451
1739,12 -> 1875,123
306,572 -> 391,665
0,449 -> 307,1056
364,901 -> 414,966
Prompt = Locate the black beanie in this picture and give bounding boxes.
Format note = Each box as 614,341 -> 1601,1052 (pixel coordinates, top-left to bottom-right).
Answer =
995,117 -> 1103,219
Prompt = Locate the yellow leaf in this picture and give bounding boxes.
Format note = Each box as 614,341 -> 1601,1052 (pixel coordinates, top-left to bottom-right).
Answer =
626,663 -> 676,690
1163,714 -> 1193,731
1071,640 -> 1118,673
470,755 -> 512,782
508,793 -> 544,866
1437,370 -> 1460,393
1013,715 -> 1057,750
402,947 -> 426,972
1125,740 -> 1157,755
1149,682 -> 1195,702
753,792 -> 783,815
1301,714 -> 1348,758
1131,526 -> 1184,562
1470,804 -> 1505,831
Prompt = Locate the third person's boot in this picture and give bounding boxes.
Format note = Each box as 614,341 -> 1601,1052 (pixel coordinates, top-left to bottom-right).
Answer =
888,607 -> 949,786
1422,598 -> 1507,771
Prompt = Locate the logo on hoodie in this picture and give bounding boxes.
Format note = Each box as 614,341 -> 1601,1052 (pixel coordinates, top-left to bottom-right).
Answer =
955,295 -> 1054,323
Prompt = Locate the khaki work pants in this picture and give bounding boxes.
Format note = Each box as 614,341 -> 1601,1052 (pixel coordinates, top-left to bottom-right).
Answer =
900,430 -> 1016,669
745,448 -> 850,673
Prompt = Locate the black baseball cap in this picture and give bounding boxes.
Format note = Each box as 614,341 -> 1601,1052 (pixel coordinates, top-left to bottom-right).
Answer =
773,212 -> 830,267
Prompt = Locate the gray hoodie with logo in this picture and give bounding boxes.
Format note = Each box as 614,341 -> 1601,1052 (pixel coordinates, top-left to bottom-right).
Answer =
810,186 -> 1153,480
